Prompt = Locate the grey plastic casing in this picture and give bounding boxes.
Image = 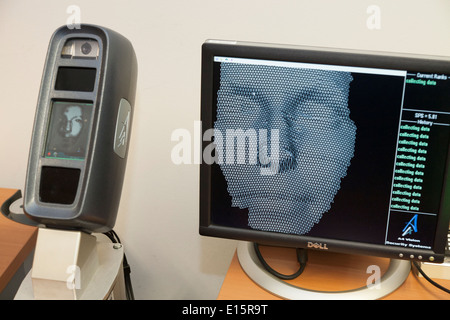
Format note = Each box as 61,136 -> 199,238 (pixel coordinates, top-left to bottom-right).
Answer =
24,25 -> 137,233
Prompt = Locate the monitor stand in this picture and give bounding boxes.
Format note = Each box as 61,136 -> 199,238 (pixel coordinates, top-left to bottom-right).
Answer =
236,241 -> 411,300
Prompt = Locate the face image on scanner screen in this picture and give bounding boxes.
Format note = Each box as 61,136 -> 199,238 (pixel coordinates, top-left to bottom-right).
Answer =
45,102 -> 93,159
214,63 -> 357,235
60,105 -> 83,138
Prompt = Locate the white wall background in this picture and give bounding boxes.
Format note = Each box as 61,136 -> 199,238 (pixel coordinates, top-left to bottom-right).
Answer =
1,0 -> 449,299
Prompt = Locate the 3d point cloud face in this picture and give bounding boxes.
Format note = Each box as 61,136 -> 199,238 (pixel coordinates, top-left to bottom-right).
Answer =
215,63 -> 356,235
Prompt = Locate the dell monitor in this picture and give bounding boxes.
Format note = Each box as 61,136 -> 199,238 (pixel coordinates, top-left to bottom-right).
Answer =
199,40 -> 450,298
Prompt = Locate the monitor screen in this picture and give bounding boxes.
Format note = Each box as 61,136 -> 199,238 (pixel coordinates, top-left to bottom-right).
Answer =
200,41 -> 450,263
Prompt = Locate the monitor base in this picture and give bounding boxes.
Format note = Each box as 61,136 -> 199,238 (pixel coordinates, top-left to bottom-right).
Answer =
236,241 -> 411,300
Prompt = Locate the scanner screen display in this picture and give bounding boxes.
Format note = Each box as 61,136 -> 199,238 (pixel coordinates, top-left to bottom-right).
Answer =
44,101 -> 93,160
55,67 -> 96,92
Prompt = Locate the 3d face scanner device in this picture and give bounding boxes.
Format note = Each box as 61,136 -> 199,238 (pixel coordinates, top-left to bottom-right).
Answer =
19,25 -> 137,300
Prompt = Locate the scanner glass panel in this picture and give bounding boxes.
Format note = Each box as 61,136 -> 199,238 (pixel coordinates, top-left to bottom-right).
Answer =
55,67 -> 96,92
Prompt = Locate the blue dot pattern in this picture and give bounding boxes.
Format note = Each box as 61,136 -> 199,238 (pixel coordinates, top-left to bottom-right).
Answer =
214,63 -> 356,235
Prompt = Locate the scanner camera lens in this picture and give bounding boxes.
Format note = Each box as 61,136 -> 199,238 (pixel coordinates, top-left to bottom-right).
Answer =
81,42 -> 92,55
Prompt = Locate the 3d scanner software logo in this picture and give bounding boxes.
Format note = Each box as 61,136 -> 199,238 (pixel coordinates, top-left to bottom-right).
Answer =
402,214 -> 418,237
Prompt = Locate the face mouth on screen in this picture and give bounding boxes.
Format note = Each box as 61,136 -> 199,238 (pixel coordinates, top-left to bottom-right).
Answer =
237,196 -> 332,235
218,157 -> 351,235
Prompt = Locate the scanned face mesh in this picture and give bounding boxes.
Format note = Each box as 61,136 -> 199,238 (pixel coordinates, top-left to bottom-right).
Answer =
214,63 -> 356,235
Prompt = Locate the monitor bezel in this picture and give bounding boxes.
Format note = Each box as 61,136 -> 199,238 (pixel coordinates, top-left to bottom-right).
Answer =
199,40 -> 450,263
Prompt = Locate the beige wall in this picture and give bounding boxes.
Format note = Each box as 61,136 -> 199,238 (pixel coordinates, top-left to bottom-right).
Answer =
1,0 -> 449,299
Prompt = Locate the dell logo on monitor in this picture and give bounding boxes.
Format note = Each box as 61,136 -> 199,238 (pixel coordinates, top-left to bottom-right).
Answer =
308,242 -> 329,250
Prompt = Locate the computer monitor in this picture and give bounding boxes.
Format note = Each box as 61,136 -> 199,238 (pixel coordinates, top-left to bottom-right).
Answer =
199,40 -> 450,298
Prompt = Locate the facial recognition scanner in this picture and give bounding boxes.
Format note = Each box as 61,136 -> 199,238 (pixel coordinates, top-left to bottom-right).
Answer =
24,24 -> 137,233
14,25 -> 137,300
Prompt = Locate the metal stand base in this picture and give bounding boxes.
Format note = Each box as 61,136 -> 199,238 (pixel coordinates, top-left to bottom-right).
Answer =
237,241 -> 411,300
15,228 -> 125,300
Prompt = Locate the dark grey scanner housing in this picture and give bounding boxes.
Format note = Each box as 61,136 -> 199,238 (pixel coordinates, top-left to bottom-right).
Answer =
24,24 -> 137,233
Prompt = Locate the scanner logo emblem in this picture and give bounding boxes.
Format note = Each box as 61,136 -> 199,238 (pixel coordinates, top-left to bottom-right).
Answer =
114,99 -> 132,158
117,111 -> 130,148
402,214 -> 418,236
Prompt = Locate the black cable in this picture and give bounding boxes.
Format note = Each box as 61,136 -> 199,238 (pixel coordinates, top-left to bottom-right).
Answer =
253,243 -> 308,280
103,230 -> 135,300
412,261 -> 450,294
